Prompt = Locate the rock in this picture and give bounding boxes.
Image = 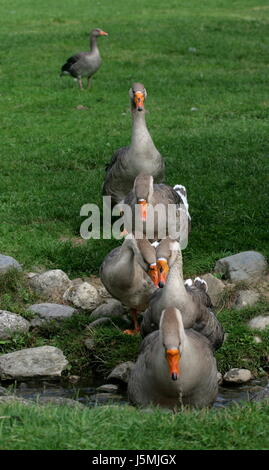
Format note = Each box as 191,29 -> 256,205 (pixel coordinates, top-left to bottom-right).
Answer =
89,393 -> 124,402
89,299 -> 125,321
0,396 -> 31,405
248,315 -> 269,331
28,303 -> 77,321
30,318 -> 49,328
29,270 -> 71,299
84,338 -> 95,350
0,311 -> 30,339
234,290 -> 260,310
63,282 -> 100,311
87,317 -> 113,329
0,346 -> 68,380
250,384 -> 269,402
107,361 -> 135,384
37,397 -> 84,408
96,384 -> 119,393
68,375 -> 80,384
223,368 -> 252,384
0,254 -> 22,275
217,372 -> 223,385
253,336 -> 262,343
200,273 -> 226,306
214,251 -> 268,283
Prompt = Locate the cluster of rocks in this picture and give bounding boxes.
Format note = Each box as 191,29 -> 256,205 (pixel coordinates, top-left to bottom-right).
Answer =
0,250 -> 268,405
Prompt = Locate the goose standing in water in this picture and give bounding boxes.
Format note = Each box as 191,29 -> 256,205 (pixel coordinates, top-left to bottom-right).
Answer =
102,83 -> 165,206
100,234 -> 158,334
123,173 -> 191,242
128,307 -> 218,409
141,238 -> 224,351
60,28 -> 108,89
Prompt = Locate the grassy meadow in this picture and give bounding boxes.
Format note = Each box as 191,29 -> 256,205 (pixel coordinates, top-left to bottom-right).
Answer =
0,0 -> 269,451
0,0 -> 268,277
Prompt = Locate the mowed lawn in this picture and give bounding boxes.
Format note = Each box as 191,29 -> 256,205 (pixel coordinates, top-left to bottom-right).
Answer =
0,0 -> 268,278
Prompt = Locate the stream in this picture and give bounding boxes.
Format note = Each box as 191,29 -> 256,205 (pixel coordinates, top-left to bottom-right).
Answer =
9,374 -> 269,409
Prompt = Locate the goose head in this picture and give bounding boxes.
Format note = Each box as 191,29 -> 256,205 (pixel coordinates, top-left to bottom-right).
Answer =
129,83 -> 147,112
156,238 -> 180,288
133,174 -> 154,222
160,307 -> 185,381
124,233 -> 158,287
90,28 -> 108,38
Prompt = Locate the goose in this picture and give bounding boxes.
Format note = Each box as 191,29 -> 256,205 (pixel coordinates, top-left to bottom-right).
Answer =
128,307 -> 218,409
102,83 -> 165,206
140,238 -> 224,351
60,28 -> 108,89
123,173 -> 191,242
100,234 -> 158,334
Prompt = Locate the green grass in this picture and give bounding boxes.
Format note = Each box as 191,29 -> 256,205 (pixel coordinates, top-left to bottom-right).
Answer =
0,0 -> 268,277
0,401 -> 268,450
1,0 -> 269,451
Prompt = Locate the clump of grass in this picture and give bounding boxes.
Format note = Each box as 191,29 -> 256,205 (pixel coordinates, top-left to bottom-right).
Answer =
216,301 -> 269,375
0,269 -> 38,317
87,326 -> 141,375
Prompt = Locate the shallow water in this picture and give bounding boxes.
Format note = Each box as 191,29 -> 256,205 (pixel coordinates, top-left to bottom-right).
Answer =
9,374 -> 269,408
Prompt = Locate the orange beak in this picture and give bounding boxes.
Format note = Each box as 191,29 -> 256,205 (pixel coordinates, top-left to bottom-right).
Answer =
134,91 -> 145,111
148,263 -> 159,288
157,258 -> 169,288
99,30 -> 108,36
138,199 -> 148,221
166,349 -> 181,381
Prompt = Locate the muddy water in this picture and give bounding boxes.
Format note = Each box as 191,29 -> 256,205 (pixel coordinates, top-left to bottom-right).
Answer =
11,375 -> 269,408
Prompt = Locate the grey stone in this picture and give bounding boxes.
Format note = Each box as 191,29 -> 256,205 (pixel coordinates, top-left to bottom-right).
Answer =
223,368 -> 252,384
234,290 -> 260,310
107,361 -> 135,384
253,335 -> 262,343
29,270 -> 71,299
29,303 -> 77,320
84,338 -> 95,350
0,311 -> 30,339
248,315 -> 269,331
89,393 -> 123,401
0,346 -> 68,380
0,254 -> 22,275
96,384 -> 119,393
0,395 -> 31,405
89,299 -> 125,321
200,273 -> 226,306
214,251 -> 268,283
217,372 -> 223,385
87,317 -> 112,329
250,384 -> 269,402
63,282 -> 101,311
30,318 -> 48,328
37,397 -> 84,408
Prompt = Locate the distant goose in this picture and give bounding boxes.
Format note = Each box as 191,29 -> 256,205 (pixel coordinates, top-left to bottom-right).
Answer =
100,234 -> 158,334
123,173 -> 191,241
102,83 -> 165,206
140,238 -> 224,351
128,307 -> 218,409
60,28 -> 108,89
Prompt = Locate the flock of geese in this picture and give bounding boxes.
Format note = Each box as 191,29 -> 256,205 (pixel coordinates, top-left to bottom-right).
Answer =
61,29 -> 225,410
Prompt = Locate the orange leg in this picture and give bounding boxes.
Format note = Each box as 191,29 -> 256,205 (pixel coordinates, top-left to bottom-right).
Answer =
78,78 -> 83,90
123,309 -> 140,335
87,77 -> 91,89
